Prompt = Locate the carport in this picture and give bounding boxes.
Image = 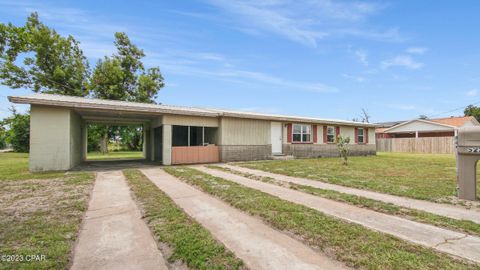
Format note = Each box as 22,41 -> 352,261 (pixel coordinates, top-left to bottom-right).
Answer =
9,94 -> 221,171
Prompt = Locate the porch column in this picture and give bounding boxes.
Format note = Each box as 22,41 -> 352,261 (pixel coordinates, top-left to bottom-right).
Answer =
82,123 -> 88,161
143,124 -> 151,161
162,124 -> 172,165
415,131 -> 419,138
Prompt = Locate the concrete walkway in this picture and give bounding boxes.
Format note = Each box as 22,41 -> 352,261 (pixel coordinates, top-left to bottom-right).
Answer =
196,166 -> 480,264
221,164 -> 480,224
71,171 -> 168,270
141,168 -> 348,270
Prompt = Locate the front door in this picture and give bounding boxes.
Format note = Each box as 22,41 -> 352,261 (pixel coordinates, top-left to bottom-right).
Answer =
271,122 -> 283,154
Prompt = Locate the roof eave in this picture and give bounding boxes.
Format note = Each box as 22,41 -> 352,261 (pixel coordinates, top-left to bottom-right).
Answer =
8,96 -> 220,117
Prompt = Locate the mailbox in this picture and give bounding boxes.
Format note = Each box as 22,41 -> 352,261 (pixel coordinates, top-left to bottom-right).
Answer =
456,126 -> 480,201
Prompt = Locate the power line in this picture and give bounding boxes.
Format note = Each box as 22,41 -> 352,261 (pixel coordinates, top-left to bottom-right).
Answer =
428,100 -> 480,118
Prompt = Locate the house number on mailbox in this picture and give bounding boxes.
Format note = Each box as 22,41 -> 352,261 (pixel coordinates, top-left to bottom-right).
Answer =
467,147 -> 480,153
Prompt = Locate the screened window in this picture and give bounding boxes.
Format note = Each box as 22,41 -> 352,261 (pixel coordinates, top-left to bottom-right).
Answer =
172,125 -> 218,146
357,128 -> 365,143
327,126 -> 336,143
292,124 -> 311,143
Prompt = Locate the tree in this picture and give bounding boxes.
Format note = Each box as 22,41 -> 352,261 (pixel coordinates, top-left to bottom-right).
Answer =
465,105 -> 480,122
89,32 -> 164,102
0,125 -> 6,149
360,108 -> 370,123
1,107 -> 30,152
336,135 -> 350,165
419,114 -> 429,119
89,32 -> 164,153
0,13 -> 90,96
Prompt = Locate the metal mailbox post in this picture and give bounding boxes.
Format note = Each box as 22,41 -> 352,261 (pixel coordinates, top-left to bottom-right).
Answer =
456,126 -> 480,201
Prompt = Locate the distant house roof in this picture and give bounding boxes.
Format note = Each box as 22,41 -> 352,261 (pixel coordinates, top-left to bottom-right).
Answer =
429,116 -> 479,127
8,94 -> 376,127
376,116 -> 479,134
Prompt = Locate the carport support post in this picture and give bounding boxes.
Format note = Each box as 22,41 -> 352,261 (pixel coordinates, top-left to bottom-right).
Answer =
162,124 -> 172,165
82,123 -> 87,161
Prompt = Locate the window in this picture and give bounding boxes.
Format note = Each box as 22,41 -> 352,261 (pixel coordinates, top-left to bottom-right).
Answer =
292,124 -> 311,143
327,126 -> 336,143
357,128 -> 365,143
172,125 -> 218,146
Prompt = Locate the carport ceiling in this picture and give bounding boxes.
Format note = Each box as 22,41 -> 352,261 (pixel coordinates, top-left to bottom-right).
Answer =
76,109 -> 158,124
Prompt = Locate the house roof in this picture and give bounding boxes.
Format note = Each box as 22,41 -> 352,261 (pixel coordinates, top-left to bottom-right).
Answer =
8,94 -> 376,127
430,116 -> 479,127
377,116 -> 479,133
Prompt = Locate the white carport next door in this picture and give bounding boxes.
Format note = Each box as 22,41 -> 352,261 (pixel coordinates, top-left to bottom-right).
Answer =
271,122 -> 283,155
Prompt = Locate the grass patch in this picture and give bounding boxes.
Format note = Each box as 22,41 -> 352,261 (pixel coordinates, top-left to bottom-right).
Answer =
123,169 -> 244,270
165,166 -> 478,270
0,170 -> 94,269
237,152 -> 480,203
87,151 -> 144,160
208,165 -> 480,237
0,153 -> 67,181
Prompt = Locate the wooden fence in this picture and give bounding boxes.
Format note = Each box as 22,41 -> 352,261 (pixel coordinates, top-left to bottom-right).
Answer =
376,137 -> 455,154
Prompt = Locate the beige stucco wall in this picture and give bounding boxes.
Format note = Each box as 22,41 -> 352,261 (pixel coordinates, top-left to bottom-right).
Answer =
30,106 -> 74,171
219,117 -> 270,145
163,114 -> 218,127
69,111 -> 83,168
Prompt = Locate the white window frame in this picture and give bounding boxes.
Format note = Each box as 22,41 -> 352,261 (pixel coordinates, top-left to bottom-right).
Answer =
292,124 -> 312,143
357,128 -> 365,143
327,126 -> 336,143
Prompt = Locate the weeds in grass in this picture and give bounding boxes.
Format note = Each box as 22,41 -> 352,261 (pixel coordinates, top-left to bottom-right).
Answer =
124,169 -> 245,270
166,166 -> 478,270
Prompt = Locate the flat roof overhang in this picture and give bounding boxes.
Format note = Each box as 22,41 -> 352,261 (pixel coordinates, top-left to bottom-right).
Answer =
9,94 -> 378,128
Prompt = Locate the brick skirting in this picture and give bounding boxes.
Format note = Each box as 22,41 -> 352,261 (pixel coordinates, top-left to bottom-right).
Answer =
283,144 -> 376,158
219,145 -> 272,162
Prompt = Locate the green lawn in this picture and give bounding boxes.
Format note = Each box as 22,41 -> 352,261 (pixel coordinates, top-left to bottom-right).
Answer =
165,167 -> 477,269
208,165 -> 480,237
124,170 -> 244,269
86,151 -> 144,160
238,152 -> 480,203
0,153 -> 94,270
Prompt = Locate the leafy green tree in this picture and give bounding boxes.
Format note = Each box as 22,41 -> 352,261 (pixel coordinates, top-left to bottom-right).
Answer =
1,108 -> 30,152
89,32 -> 164,102
89,32 -> 163,153
0,13 -> 89,96
0,125 -> 6,149
465,105 -> 480,122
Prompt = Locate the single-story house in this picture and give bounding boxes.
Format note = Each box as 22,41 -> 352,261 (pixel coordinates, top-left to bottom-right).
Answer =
376,116 -> 479,139
9,94 -> 376,171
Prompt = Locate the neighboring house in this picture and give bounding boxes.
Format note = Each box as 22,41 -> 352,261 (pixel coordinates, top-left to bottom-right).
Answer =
376,116 -> 479,139
9,94 -> 376,171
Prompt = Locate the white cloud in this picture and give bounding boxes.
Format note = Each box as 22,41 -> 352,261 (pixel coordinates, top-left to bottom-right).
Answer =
204,0 -> 399,47
342,74 -> 366,82
354,50 -> 368,66
381,55 -> 424,70
146,50 -> 339,94
406,47 -> 428,54
467,89 -> 478,97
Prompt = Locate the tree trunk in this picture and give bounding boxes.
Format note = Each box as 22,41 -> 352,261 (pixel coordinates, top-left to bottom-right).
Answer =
100,129 -> 109,154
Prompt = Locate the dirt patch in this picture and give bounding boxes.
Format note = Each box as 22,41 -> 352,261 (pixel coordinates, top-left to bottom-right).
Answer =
1,177 -> 91,221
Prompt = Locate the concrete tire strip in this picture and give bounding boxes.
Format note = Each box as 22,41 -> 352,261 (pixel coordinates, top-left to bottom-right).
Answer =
221,164 -> 480,224
141,168 -> 349,270
195,166 -> 480,264
71,171 -> 168,270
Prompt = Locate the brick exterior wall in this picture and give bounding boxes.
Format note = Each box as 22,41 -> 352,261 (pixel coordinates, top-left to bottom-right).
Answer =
219,145 -> 272,162
283,144 -> 376,158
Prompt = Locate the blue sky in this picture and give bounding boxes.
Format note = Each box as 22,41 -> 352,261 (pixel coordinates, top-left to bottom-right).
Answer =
1,0 -> 479,122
